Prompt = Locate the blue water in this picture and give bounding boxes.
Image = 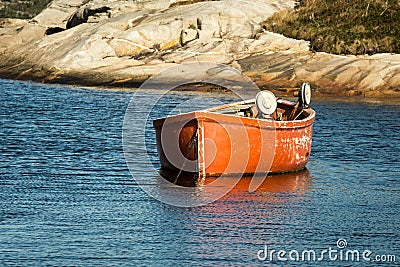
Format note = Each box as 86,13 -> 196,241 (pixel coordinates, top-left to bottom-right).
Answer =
0,79 -> 399,266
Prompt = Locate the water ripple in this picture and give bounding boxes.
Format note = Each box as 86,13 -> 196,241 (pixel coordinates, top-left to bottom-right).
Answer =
0,80 -> 398,266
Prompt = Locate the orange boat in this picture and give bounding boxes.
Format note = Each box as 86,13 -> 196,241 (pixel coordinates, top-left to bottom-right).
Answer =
153,83 -> 315,179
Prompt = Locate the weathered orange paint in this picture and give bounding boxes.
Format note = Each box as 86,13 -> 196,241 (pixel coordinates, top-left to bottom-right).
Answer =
153,99 -> 315,178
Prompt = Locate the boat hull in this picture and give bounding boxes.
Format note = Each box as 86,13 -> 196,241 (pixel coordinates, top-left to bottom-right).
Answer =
153,105 -> 315,177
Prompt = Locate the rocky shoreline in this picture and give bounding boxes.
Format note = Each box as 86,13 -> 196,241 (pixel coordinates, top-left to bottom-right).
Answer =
0,0 -> 399,98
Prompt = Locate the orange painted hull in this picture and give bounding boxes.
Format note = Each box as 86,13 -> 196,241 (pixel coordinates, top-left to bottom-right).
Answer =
153,99 -> 315,177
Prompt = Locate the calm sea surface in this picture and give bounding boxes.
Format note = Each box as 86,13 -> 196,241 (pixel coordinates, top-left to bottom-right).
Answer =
0,79 -> 399,266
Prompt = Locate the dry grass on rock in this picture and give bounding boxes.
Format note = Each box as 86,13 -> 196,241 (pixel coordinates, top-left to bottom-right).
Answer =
262,0 -> 400,55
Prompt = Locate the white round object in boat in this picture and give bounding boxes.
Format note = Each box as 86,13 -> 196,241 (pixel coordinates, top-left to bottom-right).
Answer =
255,90 -> 277,117
301,82 -> 311,106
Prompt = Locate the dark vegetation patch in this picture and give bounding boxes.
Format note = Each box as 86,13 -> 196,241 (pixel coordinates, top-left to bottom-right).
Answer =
0,0 -> 52,19
261,0 -> 400,55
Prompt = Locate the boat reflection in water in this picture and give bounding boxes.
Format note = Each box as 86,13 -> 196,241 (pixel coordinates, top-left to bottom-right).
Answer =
159,168 -> 312,202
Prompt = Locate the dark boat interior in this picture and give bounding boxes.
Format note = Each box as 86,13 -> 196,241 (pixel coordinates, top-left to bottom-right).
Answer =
209,100 -> 311,121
